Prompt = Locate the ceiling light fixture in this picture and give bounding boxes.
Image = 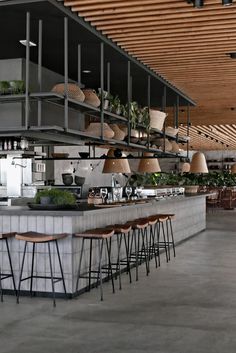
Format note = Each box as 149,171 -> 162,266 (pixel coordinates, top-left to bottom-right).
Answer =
187,0 -> 233,7
19,39 -> 37,47
227,52 -> 236,58
187,0 -> 204,8
82,70 -> 91,74
222,0 -> 233,5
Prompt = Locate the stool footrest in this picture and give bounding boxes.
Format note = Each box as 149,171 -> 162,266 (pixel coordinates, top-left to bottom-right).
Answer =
19,275 -> 64,284
0,274 -> 13,280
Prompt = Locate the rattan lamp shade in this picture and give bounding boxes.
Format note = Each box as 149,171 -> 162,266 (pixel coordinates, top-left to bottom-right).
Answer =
102,149 -> 131,174
190,152 -> 208,173
231,164 -> 236,174
137,153 -> 161,173
181,162 -> 191,173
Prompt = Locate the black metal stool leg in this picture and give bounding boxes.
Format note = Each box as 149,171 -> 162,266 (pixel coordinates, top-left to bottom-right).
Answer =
133,229 -> 139,281
98,239 -> 104,301
30,243 -> 35,297
150,225 -> 158,268
124,234 -> 132,283
0,267 -> 3,302
169,219 -> 176,257
5,238 -> 17,296
76,237 -> 85,292
17,242 -> 27,304
48,242 -> 56,307
161,222 -> 169,263
165,221 -> 171,261
106,238 -> 115,294
88,238 -> 93,290
141,228 -> 149,276
116,233 -> 122,290
55,240 -> 67,297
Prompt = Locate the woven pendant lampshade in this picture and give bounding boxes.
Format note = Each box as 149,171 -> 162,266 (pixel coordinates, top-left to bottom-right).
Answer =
231,164 -> 236,174
137,153 -> 161,173
181,162 -> 191,173
102,149 -> 131,174
190,152 -> 208,173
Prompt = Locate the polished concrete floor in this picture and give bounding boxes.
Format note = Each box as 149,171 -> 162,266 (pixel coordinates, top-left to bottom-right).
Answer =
1,211 -> 236,353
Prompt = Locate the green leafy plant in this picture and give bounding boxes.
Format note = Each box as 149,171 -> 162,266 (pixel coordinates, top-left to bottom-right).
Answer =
111,95 -> 122,114
0,81 -> 10,95
34,189 -> 76,206
139,106 -> 150,130
9,80 -> 25,94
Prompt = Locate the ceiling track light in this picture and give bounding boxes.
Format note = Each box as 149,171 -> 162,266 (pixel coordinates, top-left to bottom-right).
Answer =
187,0 -> 233,7
222,0 -> 233,5
187,0 -> 204,8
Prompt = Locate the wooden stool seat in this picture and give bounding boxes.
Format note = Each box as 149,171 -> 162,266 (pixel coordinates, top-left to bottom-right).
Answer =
156,215 -> 169,222
106,224 -> 132,234
0,232 -> 16,240
15,232 -> 67,243
158,214 -> 175,220
126,219 -> 149,229
147,216 -> 158,225
75,228 -> 114,239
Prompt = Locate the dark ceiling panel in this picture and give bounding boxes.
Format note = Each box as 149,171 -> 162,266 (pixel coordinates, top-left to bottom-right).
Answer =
0,0 -> 191,107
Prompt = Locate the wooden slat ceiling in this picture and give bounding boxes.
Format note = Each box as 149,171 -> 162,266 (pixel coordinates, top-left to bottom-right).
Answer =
63,0 -> 236,150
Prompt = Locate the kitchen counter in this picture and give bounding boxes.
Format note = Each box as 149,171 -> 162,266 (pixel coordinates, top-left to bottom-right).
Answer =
0,194 -> 208,296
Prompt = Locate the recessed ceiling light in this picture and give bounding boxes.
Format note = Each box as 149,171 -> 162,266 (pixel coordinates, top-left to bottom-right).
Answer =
82,70 -> 91,74
222,0 -> 233,5
19,39 -> 37,47
227,52 -> 236,58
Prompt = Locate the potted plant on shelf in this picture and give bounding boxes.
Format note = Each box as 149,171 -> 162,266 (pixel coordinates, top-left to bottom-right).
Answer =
0,81 -> 10,95
97,90 -> 113,110
111,95 -> 122,115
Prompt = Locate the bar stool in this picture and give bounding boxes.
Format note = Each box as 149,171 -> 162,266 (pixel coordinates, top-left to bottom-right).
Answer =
158,214 -> 176,260
126,219 -> 149,281
145,216 -> 160,268
106,224 -> 132,290
15,232 -> 68,307
74,228 -> 115,301
0,232 -> 17,301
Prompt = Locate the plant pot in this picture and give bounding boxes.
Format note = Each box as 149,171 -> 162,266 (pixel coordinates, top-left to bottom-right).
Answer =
82,89 -> 100,107
103,99 -> 109,110
149,109 -> 167,130
51,83 -> 85,102
110,124 -> 126,141
184,185 -> 199,194
74,175 -> 85,186
85,122 -> 114,139
62,173 -> 73,186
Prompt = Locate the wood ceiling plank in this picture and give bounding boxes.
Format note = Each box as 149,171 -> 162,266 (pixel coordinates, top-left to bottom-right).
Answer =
62,0 -> 236,137
98,16 -> 236,32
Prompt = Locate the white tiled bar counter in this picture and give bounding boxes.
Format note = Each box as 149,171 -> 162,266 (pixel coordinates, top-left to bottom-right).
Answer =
0,194 -> 207,297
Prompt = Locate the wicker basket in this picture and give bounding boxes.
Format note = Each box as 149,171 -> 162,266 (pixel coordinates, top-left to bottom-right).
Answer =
110,124 -> 126,141
82,89 -> 100,107
149,109 -> 167,130
51,83 -> 85,102
85,123 -> 114,139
